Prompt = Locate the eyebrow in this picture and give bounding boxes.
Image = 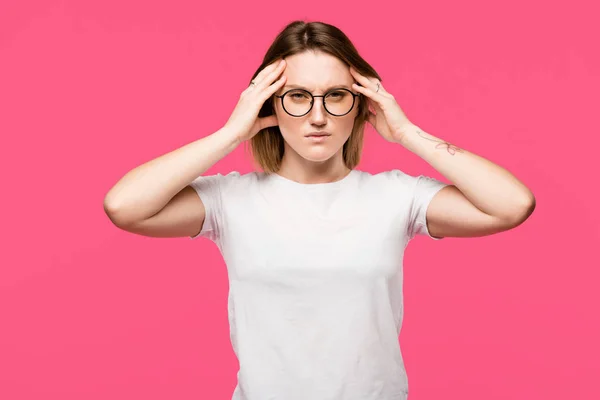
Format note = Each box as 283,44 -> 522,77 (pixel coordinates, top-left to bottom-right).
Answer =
283,84 -> 351,91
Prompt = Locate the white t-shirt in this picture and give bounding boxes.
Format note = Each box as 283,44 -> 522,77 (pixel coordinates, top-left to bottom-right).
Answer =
189,168 -> 449,400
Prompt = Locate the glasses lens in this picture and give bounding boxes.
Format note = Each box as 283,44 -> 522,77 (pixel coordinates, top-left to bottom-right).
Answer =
282,89 -> 354,116
324,89 -> 354,116
283,90 -> 312,116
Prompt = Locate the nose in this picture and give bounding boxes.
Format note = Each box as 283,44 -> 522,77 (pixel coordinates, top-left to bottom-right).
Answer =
309,96 -> 327,123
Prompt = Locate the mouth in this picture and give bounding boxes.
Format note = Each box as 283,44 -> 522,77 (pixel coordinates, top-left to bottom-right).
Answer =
305,132 -> 332,138
305,133 -> 331,143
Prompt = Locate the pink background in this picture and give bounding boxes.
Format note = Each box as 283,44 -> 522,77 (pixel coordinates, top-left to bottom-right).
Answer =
1,0 -> 598,399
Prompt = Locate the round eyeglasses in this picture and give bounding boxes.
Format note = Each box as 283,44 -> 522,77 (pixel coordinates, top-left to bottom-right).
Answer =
274,88 -> 360,117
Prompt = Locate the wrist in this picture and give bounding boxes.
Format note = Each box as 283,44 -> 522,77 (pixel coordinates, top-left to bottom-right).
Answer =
217,125 -> 243,147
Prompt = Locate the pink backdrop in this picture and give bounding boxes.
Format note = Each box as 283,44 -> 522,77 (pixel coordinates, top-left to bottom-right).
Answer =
1,1 -> 598,399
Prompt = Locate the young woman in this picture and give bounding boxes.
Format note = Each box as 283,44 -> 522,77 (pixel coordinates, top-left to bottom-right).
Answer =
104,20 -> 535,400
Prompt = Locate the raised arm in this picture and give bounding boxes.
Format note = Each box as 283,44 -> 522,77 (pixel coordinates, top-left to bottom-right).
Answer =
103,57 -> 288,238
103,127 -> 240,237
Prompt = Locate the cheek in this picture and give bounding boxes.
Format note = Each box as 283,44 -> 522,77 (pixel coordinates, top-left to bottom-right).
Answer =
275,115 -> 301,139
276,112 -> 297,129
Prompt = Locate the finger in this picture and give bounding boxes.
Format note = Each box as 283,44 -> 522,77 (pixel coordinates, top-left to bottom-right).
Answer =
350,66 -> 387,95
259,74 -> 286,103
255,68 -> 283,96
252,59 -> 286,87
255,60 -> 286,92
352,82 -> 386,104
349,66 -> 375,89
242,60 -> 284,95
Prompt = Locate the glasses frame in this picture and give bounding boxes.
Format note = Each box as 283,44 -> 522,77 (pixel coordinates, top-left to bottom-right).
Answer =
274,88 -> 361,117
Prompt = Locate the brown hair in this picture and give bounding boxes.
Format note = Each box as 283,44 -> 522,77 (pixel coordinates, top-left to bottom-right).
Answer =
244,20 -> 382,174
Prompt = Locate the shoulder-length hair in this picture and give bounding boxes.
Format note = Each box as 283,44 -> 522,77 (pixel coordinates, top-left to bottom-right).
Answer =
244,20 -> 382,174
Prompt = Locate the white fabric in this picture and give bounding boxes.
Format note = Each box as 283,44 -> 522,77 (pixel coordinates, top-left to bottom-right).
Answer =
189,169 -> 449,400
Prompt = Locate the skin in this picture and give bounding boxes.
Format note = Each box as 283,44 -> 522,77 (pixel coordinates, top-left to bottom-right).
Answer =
271,50 -> 361,184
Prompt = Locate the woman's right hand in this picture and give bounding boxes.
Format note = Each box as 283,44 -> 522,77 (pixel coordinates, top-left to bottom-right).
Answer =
224,59 -> 287,144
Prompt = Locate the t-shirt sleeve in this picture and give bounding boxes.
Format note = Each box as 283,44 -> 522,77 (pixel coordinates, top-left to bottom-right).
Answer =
390,169 -> 450,241
407,174 -> 450,241
188,173 -> 227,242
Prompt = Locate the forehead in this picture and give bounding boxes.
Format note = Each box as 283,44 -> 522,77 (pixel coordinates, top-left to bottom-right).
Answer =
282,51 -> 353,89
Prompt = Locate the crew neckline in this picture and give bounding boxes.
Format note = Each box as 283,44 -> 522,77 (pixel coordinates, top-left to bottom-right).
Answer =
268,169 -> 358,189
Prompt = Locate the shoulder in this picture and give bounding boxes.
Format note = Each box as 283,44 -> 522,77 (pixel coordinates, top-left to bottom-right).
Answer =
190,170 -> 254,185
190,171 -> 265,198
375,169 -> 446,189
356,168 -> 417,189
355,169 -> 449,203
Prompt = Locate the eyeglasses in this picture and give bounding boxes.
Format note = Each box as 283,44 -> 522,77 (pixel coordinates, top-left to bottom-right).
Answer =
274,88 -> 360,117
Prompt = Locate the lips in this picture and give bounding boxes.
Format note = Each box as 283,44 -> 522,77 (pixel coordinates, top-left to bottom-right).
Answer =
305,132 -> 331,137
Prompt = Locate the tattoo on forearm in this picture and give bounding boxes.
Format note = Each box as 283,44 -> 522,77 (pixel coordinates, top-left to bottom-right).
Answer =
416,129 -> 463,155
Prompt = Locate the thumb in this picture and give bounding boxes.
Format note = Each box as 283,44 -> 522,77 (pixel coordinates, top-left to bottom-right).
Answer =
259,114 -> 280,130
367,110 -> 377,127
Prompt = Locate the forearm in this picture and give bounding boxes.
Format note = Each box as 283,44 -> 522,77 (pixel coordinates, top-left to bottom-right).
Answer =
398,123 -> 535,222
103,126 -> 240,225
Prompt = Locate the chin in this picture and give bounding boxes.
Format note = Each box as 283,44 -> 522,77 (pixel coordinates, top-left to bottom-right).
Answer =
282,134 -> 346,160
300,153 -> 336,163
299,146 -> 341,162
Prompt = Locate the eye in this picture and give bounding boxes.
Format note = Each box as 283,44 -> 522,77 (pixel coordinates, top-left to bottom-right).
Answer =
287,90 -> 310,100
327,90 -> 346,98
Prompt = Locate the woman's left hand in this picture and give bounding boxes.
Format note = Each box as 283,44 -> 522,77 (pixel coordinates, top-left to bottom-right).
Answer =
350,66 -> 414,144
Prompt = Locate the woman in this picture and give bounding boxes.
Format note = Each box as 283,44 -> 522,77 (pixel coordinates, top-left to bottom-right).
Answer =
104,20 -> 535,400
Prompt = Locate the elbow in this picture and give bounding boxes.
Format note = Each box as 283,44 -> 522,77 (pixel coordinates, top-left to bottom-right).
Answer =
510,195 -> 536,227
103,196 -> 133,228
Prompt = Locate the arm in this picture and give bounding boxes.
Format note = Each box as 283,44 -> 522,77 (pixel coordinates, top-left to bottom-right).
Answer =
103,126 -> 240,227
399,124 -> 536,238
348,67 -> 535,239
